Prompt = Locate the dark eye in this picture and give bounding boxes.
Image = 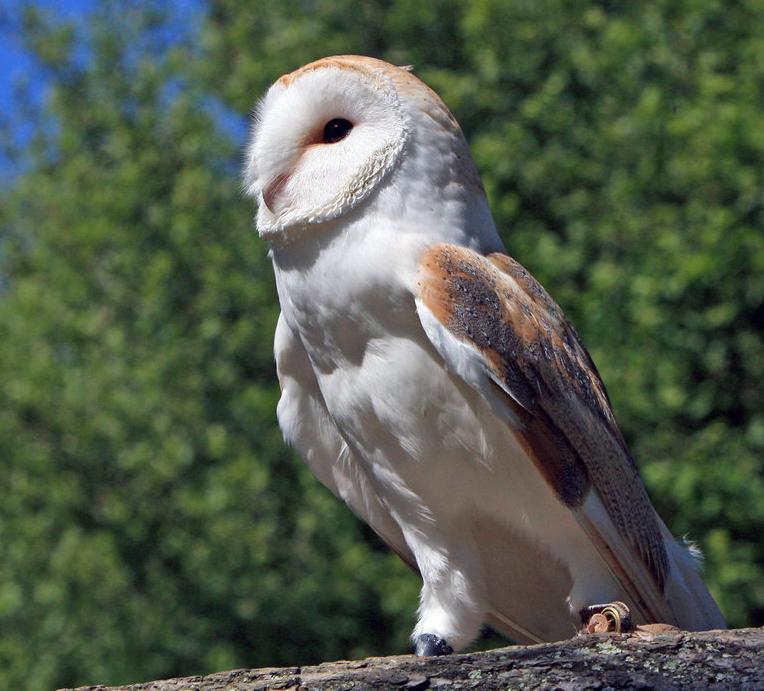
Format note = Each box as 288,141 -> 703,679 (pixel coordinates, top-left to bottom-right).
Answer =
323,118 -> 353,144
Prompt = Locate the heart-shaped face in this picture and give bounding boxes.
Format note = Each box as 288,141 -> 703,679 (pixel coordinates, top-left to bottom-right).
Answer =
245,56 -> 410,237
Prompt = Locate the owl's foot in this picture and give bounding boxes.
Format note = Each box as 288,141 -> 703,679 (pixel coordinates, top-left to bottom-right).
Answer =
579,601 -> 634,634
414,633 -> 454,656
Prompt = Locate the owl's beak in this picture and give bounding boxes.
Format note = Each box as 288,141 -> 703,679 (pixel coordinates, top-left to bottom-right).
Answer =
261,191 -> 274,214
262,172 -> 291,214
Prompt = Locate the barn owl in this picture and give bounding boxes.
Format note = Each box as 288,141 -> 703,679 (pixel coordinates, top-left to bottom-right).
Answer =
244,55 -> 725,656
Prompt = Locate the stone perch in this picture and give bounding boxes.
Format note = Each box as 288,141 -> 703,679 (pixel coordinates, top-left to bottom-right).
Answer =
62,627 -> 763,691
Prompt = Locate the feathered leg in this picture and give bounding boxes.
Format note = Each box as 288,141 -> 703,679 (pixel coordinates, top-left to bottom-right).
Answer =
406,531 -> 485,655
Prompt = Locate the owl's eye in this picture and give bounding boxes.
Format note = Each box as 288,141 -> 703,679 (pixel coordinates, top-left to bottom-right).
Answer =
323,118 -> 353,144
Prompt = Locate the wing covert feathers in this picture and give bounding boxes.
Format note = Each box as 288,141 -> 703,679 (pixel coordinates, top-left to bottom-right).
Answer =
418,243 -> 670,597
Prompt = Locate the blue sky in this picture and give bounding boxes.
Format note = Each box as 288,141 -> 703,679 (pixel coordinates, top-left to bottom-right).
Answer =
1,2 -> 95,134
0,1 -> 94,181
0,0 -> 248,182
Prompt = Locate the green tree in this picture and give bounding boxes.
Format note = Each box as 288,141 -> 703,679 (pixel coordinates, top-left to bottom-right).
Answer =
0,1 -> 762,689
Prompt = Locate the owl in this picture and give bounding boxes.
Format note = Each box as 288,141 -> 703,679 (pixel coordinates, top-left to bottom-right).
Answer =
244,55 -> 725,656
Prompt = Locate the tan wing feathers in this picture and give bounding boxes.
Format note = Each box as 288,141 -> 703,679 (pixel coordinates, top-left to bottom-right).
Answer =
418,243 -> 669,595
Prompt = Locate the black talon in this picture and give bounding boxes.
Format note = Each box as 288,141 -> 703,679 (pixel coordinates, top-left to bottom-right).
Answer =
414,633 -> 453,656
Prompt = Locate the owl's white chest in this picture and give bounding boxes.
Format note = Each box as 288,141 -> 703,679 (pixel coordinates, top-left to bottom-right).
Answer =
271,221 -> 480,497
270,221 -> 544,534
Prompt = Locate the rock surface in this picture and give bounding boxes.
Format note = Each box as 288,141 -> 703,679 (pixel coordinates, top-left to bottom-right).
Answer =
62,627 -> 764,690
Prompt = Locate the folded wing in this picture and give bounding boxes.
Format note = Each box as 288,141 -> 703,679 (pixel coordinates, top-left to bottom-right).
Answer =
416,243 -> 675,624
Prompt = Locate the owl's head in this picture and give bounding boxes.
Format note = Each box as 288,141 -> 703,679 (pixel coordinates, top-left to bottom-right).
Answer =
245,56 -> 484,238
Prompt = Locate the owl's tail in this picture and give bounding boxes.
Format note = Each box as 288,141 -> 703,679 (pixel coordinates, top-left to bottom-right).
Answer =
661,523 -> 726,631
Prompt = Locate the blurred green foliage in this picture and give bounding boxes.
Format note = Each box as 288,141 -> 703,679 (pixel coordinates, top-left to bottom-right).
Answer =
0,1 -> 762,689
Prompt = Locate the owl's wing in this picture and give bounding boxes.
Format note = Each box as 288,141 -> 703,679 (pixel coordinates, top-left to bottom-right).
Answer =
415,243 -> 674,624
274,313 -> 416,571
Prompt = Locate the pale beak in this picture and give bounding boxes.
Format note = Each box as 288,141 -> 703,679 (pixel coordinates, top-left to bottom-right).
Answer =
262,171 -> 290,214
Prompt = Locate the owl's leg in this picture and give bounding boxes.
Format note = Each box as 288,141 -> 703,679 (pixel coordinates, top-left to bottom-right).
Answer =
407,537 -> 484,656
412,576 -> 483,655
